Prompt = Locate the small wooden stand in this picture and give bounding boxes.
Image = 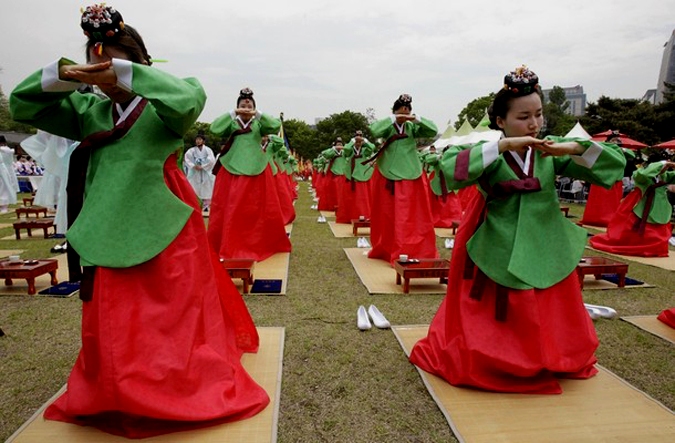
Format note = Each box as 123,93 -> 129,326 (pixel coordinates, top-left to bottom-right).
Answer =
576,256 -> 629,289
393,258 -> 451,294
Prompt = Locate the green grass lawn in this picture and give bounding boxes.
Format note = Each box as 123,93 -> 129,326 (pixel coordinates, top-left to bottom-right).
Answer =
0,189 -> 673,442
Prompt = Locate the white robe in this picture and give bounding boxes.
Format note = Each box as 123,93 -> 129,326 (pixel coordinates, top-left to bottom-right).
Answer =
20,131 -> 77,234
184,145 -> 216,199
0,146 -> 18,206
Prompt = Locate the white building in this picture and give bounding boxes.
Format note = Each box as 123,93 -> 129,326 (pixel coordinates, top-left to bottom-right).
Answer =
542,85 -> 587,117
655,29 -> 675,104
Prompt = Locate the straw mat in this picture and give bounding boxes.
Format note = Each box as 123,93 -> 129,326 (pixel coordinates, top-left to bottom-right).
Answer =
586,247 -> 675,271
434,227 -> 456,238
0,253 -> 68,296
622,315 -> 675,345
328,221 -> 369,238
229,253 -> 290,295
0,249 -> 24,258
581,274 -> 653,290
6,327 -> 285,443
343,248 -> 447,295
393,325 -> 675,443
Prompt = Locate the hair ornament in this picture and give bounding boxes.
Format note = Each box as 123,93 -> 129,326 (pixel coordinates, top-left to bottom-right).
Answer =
503,65 -> 540,96
81,3 -> 125,42
239,87 -> 254,99
398,94 -> 412,105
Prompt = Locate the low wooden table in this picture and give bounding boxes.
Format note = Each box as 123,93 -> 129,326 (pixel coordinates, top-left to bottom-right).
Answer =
0,259 -> 58,295
22,197 -> 34,206
351,219 -> 370,236
393,258 -> 450,294
13,219 -> 55,240
16,206 -> 48,219
576,256 -> 629,289
451,220 -> 460,235
221,259 -> 255,294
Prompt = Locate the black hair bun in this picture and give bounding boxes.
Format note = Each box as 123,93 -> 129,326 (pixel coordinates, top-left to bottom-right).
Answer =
81,4 -> 125,42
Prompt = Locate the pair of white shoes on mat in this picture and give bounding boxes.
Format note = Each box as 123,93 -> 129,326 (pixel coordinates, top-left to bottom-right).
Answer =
444,238 -> 454,249
357,305 -> 390,330
357,237 -> 371,248
584,303 -> 618,320
317,215 -> 326,223
310,204 -> 318,210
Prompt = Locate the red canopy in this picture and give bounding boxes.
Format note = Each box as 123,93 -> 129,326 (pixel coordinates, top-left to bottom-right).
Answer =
653,139 -> 675,149
591,130 -> 647,150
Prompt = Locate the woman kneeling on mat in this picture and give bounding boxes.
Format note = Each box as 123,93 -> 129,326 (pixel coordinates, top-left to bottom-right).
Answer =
409,66 -> 626,394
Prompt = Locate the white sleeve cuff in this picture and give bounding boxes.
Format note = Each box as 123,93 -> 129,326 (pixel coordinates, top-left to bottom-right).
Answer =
111,58 -> 133,92
41,60 -> 82,93
389,115 -> 396,123
230,110 -> 237,119
570,141 -> 602,168
414,115 -> 421,123
255,110 -> 262,119
481,140 -> 500,168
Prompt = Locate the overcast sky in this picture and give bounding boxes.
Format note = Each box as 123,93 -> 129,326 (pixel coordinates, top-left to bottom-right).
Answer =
2,0 -> 674,132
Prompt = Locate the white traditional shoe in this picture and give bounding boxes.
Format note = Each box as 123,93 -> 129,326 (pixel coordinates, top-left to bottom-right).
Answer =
586,306 -> 602,320
317,215 -> 327,223
669,236 -> 675,247
368,305 -> 390,329
584,303 -> 618,319
357,305 -> 372,331
360,237 -> 371,248
444,238 -> 454,249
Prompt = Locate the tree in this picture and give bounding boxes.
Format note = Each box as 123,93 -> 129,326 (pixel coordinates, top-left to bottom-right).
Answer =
580,96 -> 660,146
314,110 -> 370,152
183,122 -> 215,149
455,93 -> 495,130
282,118 -> 319,160
542,86 -> 575,136
0,86 -> 36,134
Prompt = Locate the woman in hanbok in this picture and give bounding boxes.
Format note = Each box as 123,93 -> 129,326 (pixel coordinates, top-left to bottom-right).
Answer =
409,66 -> 626,394
209,88 -> 291,261
589,160 -> 675,256
367,94 -> 439,263
264,134 -> 296,225
580,133 -> 635,227
317,139 -> 344,212
336,130 -> 375,223
10,4 -> 268,437
423,145 -> 463,228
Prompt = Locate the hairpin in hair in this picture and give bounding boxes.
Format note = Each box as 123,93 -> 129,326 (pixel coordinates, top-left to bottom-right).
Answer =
398,94 -> 412,105
239,87 -> 254,99
503,65 -> 539,96
81,3 -> 125,42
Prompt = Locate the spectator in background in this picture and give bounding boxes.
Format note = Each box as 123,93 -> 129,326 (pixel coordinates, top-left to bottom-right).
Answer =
184,133 -> 215,211
0,136 -> 18,213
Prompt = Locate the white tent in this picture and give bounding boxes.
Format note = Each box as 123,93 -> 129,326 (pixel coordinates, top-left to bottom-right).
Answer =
564,121 -> 592,140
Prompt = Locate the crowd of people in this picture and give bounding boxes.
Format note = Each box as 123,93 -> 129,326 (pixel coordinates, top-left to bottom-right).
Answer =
3,2 -> 674,439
